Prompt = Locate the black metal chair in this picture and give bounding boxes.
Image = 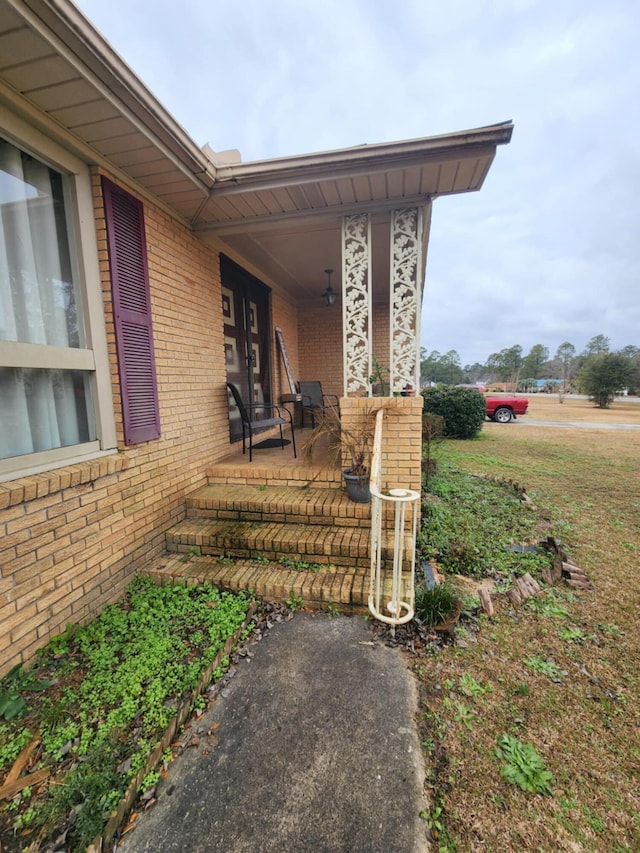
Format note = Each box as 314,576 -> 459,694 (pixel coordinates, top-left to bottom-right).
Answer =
297,381 -> 340,428
226,382 -> 296,462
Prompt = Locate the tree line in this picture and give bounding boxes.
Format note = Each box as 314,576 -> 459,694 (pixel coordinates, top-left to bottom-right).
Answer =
420,335 -> 640,407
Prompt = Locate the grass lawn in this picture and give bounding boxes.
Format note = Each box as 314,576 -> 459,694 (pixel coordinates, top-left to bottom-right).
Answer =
415,394 -> 639,852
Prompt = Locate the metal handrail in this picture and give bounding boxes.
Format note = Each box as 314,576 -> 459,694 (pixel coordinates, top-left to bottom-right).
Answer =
368,409 -> 420,627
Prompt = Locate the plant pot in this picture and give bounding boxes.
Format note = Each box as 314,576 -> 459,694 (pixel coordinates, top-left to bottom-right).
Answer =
342,469 -> 371,503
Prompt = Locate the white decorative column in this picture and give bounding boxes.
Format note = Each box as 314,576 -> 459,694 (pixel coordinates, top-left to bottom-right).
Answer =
389,208 -> 423,394
342,213 -> 372,396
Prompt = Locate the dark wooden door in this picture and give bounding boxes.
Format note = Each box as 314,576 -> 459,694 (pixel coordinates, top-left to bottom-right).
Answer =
221,255 -> 272,442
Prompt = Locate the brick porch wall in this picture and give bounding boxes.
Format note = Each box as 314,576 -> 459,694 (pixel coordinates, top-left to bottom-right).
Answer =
339,395 -> 424,494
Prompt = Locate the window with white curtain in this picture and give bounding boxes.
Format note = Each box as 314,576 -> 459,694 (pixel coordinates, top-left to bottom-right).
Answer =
0,134 -> 100,469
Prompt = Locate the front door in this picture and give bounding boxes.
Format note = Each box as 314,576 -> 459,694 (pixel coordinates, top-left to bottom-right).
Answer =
221,255 -> 272,442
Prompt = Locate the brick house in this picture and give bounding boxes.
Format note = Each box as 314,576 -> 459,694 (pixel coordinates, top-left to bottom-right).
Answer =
0,0 -> 512,675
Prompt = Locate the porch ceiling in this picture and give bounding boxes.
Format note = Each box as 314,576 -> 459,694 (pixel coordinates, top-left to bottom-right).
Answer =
193,128 -> 513,299
0,0 -> 513,301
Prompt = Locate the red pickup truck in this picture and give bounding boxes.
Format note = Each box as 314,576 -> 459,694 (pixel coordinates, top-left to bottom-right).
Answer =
485,395 -> 529,423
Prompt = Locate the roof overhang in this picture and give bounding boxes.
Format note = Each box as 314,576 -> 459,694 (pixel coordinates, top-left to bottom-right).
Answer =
0,0 -> 513,300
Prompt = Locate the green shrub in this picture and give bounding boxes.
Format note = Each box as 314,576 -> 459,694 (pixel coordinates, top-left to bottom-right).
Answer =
421,386 -> 486,438
414,581 -> 460,627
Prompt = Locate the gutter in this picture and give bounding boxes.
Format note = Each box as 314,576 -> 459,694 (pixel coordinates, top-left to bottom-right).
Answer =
213,122 -> 514,190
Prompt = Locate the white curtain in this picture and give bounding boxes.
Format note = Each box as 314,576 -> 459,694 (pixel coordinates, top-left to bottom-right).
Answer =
0,139 -> 83,459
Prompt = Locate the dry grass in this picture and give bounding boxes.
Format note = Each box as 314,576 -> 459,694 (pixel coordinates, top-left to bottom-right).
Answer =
416,396 -> 640,852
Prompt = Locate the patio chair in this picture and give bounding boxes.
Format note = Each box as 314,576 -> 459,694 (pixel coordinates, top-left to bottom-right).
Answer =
227,382 -> 297,462
297,381 -> 340,428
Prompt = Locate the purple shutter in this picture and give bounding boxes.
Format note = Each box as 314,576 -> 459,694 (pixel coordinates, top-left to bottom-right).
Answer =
102,177 -> 160,445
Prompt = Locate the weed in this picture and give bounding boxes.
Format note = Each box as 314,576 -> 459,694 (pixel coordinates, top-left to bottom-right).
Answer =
0,577 -> 252,852
525,655 -> 565,681
419,467 -> 554,579
0,663 -> 53,721
326,601 -> 340,618
526,592 -> 570,619
286,591 -> 303,611
453,701 -> 476,730
180,544 -> 202,562
458,673 -> 491,698
251,552 -> 270,564
558,625 -> 587,643
278,556 -> 322,572
137,770 -> 160,794
495,733 -> 554,795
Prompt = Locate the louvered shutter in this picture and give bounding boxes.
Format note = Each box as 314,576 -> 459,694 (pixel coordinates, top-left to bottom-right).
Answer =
102,177 -> 160,445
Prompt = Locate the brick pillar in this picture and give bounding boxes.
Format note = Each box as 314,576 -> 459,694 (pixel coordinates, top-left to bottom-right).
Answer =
340,395 -> 424,494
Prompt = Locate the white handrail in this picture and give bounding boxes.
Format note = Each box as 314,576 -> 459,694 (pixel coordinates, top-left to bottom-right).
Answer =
368,409 -> 420,626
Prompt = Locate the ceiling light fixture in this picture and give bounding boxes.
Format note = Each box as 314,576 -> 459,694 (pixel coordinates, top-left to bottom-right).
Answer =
322,268 -> 337,307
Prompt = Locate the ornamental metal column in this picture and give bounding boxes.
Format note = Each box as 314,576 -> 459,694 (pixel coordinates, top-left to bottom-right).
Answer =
389,207 -> 424,394
342,213 -> 372,396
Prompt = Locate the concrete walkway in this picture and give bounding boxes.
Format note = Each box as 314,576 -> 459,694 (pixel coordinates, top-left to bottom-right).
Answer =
116,613 -> 428,853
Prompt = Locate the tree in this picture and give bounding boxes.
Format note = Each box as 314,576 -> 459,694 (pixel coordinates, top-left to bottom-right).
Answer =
420,349 -> 463,385
618,345 -> 640,395
584,334 -> 610,356
485,346 -> 522,387
521,344 -> 549,383
579,354 -> 632,408
420,350 -> 441,385
439,350 -> 464,386
555,341 -> 576,399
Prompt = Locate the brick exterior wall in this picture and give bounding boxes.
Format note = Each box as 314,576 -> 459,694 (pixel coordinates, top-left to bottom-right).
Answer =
0,170 -> 300,676
0,169 -> 423,677
298,300 -> 391,399
271,291 -> 299,398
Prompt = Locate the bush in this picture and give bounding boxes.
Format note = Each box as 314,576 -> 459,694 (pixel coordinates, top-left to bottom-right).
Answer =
414,581 -> 460,627
578,353 -> 632,408
421,386 -> 486,438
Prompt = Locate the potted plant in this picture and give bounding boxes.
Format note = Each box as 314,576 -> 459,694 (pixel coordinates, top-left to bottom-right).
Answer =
302,403 -> 379,502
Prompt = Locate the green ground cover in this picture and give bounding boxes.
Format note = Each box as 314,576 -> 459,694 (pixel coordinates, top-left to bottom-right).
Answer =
0,577 -> 253,853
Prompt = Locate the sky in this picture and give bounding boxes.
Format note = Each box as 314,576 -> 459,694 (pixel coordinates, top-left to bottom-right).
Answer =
75,0 -> 640,367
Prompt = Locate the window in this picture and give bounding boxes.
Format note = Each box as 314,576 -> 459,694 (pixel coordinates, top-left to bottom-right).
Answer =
0,120 -> 115,480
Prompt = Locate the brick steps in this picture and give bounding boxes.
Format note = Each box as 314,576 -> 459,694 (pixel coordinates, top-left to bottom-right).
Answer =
185,483 -> 370,527
159,472 -> 411,610
205,460 -> 343,489
141,554 -> 370,613
166,517 -> 372,568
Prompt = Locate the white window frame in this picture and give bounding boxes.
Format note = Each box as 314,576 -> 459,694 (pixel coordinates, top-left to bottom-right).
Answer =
0,108 -> 117,482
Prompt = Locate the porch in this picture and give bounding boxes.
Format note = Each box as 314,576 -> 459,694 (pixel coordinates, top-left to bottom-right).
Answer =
139,405 -> 421,615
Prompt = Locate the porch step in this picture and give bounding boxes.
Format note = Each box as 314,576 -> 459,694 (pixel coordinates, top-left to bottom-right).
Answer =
140,554 -> 370,613
205,459 -> 343,489
185,483 -> 370,527
165,517 -> 372,568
